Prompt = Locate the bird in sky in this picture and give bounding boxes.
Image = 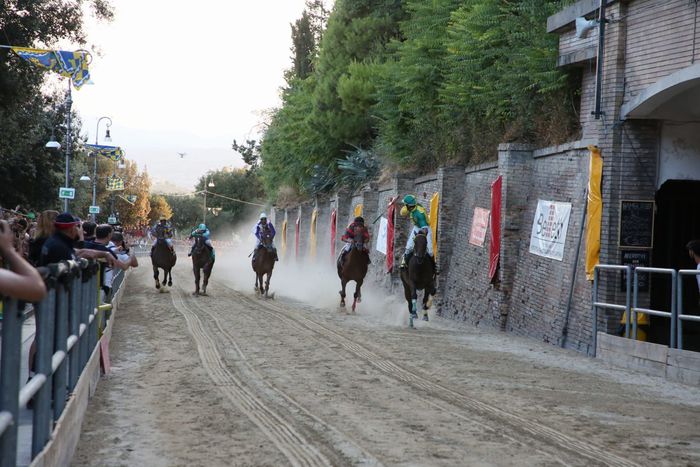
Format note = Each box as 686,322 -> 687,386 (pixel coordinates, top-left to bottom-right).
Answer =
177,152 -> 187,159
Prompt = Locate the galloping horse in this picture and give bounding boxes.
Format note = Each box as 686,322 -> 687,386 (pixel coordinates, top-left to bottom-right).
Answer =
400,229 -> 436,327
252,228 -> 275,298
151,238 -> 176,290
191,235 -> 214,296
337,224 -> 370,311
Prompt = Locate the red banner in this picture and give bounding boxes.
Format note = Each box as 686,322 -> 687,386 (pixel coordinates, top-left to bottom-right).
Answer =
387,198 -> 396,273
330,209 -> 337,262
295,216 -> 300,259
489,176 -> 502,283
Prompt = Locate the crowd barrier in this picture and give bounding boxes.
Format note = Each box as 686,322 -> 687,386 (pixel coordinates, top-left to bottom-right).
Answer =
0,260 -> 124,467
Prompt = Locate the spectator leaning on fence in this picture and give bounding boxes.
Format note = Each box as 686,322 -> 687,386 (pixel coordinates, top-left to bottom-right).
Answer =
28,210 -> 58,266
38,213 -> 115,267
0,219 -> 46,302
84,224 -> 131,299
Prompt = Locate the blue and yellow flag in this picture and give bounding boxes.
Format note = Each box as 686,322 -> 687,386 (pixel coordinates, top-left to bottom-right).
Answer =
11,47 -> 91,89
106,176 -> 125,191
84,144 -> 124,161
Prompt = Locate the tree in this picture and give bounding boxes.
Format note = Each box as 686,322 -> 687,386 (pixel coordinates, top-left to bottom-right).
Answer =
115,161 -> 151,228
148,195 -> 173,225
165,195 -> 202,233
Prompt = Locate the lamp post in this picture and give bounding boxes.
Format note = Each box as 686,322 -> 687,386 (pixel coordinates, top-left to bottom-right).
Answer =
204,178 -> 215,223
92,116 -> 113,220
46,87 -> 73,212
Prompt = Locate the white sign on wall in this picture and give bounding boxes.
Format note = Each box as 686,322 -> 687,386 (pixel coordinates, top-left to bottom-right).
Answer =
375,216 -> 388,255
529,200 -> 572,261
469,207 -> 490,247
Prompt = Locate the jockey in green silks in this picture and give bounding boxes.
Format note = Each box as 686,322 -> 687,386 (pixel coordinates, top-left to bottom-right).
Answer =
399,194 -> 435,270
188,223 -> 215,258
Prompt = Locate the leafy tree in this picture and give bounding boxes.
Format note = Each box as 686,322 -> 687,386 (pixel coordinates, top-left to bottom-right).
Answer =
231,139 -> 261,172
164,195 -> 202,234
148,195 -> 173,225
114,160 -> 151,228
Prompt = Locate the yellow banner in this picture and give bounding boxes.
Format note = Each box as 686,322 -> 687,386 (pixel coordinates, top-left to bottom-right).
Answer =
354,204 -> 363,217
585,145 -> 603,281
429,193 -> 439,260
310,209 -> 318,258
281,219 -> 288,259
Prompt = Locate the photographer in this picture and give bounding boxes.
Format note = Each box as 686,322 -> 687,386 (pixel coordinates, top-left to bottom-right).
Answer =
0,219 -> 46,302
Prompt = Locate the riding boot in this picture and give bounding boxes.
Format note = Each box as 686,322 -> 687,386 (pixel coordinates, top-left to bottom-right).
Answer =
400,253 -> 410,269
273,248 -> 279,261
187,247 -> 193,257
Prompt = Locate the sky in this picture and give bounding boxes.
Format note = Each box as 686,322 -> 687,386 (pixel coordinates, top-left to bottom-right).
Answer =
71,0 -> 318,191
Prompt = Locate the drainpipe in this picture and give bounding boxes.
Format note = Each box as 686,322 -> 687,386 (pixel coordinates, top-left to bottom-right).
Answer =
593,0 -> 607,120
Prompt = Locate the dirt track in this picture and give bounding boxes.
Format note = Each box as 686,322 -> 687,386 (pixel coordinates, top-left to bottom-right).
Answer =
73,252 -> 700,466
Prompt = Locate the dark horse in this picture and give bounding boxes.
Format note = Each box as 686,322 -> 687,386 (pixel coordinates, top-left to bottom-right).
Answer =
252,228 -> 275,298
151,238 -> 176,290
400,230 -> 436,328
191,235 -> 215,296
337,225 -> 370,311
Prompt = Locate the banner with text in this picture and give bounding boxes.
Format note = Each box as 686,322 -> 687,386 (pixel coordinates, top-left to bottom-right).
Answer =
529,200 -> 572,261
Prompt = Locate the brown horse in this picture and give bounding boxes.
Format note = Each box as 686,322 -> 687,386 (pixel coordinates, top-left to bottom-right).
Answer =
400,230 -> 436,328
191,235 -> 214,296
252,228 -> 275,298
151,238 -> 176,290
337,225 -> 370,311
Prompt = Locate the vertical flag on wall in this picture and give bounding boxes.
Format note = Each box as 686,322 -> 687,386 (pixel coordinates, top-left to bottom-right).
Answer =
386,198 -> 396,273
489,176 -> 502,283
429,192 -> 439,261
354,204 -> 363,218
310,209 -> 318,259
295,216 -> 300,260
281,218 -> 288,260
585,145 -> 603,280
330,209 -> 337,262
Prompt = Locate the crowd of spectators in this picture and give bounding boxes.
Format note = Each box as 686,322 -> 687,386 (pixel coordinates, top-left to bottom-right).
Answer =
0,206 -> 139,304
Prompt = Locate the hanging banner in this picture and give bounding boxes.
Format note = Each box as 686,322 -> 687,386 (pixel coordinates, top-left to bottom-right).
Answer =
330,209 -> 337,261
386,198 -> 396,273
295,216 -> 300,259
310,208 -> 318,259
489,176 -> 502,282
11,47 -> 91,89
281,219 -> 288,259
585,146 -> 603,280
529,200 -> 572,261
375,217 -> 388,254
106,175 -> 124,191
354,204 -> 363,218
469,207 -> 490,247
429,192 -> 439,260
84,144 -> 124,161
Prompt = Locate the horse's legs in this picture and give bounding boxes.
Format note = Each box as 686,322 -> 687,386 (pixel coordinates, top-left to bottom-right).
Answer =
153,267 -> 160,289
193,267 -> 200,296
264,270 -> 272,297
167,268 -> 173,287
202,269 -> 210,295
352,279 -> 363,312
339,279 -> 347,307
422,290 -> 430,321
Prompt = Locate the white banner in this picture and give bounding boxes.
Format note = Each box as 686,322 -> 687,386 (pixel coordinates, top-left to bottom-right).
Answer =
529,200 -> 572,261
375,217 -> 388,255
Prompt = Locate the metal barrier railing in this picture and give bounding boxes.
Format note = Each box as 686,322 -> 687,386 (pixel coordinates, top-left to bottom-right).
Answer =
0,259 -> 105,467
632,267 -> 677,348
591,265 -> 632,357
677,269 -> 700,351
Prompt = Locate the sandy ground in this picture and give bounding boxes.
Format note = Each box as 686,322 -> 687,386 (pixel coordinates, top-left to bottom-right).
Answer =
72,249 -> 700,467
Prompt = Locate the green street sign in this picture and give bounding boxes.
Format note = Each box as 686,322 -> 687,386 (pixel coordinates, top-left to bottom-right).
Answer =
107,216 -> 117,224
89,206 -> 100,214
58,187 -> 75,199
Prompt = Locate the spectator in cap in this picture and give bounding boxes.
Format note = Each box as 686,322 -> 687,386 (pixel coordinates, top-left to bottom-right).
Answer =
39,213 -> 115,267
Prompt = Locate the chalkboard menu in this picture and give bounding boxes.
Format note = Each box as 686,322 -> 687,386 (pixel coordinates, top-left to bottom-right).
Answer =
619,200 -> 654,248
620,249 -> 650,292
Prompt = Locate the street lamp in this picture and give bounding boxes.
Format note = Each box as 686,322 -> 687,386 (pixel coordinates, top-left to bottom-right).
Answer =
79,174 -> 91,182
46,88 -> 73,212
203,178 -> 215,223
92,116 -> 112,220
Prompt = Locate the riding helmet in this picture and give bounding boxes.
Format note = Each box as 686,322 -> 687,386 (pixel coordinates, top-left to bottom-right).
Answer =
259,212 -> 267,219
198,223 -> 206,230
403,194 -> 417,206
354,216 -> 365,224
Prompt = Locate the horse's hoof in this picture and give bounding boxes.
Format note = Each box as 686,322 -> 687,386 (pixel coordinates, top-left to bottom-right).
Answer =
201,292 -> 207,296
410,312 -> 418,319
155,283 -> 160,289
192,292 -> 198,296
357,297 -> 362,303
422,314 -> 429,321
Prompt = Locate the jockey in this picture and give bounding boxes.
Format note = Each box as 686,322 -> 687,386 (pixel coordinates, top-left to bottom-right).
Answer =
150,216 -> 174,255
188,223 -> 214,257
399,194 -> 435,271
339,216 -> 370,265
252,213 -> 278,262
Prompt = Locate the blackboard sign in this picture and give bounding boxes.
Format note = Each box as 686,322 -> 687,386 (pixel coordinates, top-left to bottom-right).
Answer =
620,249 -> 650,292
619,200 -> 654,248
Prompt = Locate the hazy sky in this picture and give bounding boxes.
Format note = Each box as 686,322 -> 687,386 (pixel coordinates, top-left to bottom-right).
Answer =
72,0 -> 317,191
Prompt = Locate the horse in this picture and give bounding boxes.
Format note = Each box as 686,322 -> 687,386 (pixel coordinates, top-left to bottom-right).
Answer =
151,237 -> 176,290
400,229 -> 436,328
192,235 -> 215,296
252,228 -> 275,298
337,224 -> 370,311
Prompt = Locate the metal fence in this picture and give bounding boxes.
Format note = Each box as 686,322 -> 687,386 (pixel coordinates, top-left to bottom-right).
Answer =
0,259 -> 120,467
592,264 -> 700,356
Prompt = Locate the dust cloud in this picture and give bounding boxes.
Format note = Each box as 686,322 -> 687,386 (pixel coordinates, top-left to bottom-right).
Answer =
210,218 -> 412,328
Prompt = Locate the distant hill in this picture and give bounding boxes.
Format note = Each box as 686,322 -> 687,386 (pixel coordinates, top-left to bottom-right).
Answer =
151,179 -> 191,195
